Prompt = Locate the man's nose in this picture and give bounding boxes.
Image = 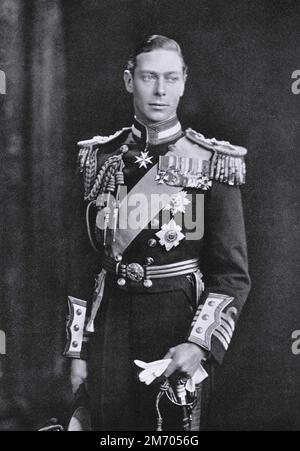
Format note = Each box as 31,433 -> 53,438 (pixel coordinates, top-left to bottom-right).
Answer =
154,77 -> 166,96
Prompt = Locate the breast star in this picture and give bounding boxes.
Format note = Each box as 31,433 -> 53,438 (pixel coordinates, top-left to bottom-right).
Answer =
155,219 -> 185,251
135,151 -> 153,169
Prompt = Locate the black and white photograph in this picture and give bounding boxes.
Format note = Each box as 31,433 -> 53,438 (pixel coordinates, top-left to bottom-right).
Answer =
0,0 -> 299,433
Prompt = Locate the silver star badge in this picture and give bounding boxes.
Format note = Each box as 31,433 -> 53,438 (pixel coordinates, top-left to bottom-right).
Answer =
135,151 -> 153,169
155,219 -> 185,251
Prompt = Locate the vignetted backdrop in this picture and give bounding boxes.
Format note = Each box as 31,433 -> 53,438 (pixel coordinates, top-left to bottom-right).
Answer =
0,0 -> 68,429
0,0 -> 300,430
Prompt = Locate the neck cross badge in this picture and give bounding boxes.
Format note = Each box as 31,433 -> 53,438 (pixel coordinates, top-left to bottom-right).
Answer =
135,151 -> 153,169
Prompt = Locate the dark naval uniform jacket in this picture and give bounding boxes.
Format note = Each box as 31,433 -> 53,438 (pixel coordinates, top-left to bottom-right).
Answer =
64,116 -> 251,430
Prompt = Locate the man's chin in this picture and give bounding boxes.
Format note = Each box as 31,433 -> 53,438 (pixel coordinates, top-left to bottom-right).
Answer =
144,110 -> 171,124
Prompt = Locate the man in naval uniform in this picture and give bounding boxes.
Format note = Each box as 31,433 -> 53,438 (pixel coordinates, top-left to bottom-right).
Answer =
64,35 -> 251,431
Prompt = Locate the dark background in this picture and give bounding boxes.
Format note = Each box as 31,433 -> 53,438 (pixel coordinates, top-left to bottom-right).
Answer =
0,0 -> 300,430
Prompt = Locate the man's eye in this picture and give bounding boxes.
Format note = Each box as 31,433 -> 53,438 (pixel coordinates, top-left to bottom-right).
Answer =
142,74 -> 155,82
166,76 -> 179,83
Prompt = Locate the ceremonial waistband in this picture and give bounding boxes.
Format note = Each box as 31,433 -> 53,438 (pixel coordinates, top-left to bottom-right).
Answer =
86,257 -> 204,332
103,256 -> 200,288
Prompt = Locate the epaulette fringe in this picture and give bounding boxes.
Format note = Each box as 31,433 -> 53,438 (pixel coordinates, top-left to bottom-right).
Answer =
77,128 -> 131,148
76,128 -> 130,197
185,129 -> 247,185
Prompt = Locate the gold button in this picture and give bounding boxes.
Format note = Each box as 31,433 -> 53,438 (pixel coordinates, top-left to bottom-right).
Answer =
147,238 -> 157,248
72,341 -> 78,348
73,325 -> 80,332
117,278 -> 126,286
76,309 -> 82,316
143,279 -> 153,288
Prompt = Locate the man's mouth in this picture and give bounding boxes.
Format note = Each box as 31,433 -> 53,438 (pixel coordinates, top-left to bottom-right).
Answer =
149,103 -> 169,108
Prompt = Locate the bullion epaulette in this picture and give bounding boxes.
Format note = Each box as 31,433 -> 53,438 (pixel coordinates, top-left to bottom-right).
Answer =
77,127 -> 130,171
77,127 -> 131,148
76,128 -> 131,200
185,128 -> 247,185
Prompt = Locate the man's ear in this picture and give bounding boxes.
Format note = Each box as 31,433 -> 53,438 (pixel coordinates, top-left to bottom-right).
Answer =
180,73 -> 188,97
124,70 -> 134,93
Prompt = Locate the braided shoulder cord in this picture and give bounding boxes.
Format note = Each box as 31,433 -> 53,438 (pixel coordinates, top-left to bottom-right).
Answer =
84,154 -> 123,202
83,148 -> 98,199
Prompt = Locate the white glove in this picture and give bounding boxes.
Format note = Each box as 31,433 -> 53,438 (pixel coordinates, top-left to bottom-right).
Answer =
134,358 -> 208,389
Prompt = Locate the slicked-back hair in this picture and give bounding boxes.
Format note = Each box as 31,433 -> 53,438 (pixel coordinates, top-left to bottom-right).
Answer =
125,35 -> 188,76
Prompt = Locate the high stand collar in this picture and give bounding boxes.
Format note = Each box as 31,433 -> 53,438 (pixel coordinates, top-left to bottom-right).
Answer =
132,116 -> 182,146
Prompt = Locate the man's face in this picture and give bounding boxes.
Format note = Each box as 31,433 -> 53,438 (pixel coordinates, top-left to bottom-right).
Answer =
124,49 -> 186,123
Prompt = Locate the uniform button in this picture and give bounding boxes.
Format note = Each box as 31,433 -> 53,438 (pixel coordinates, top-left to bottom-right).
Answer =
72,341 -> 78,348
208,301 -> 215,307
76,309 -> 82,316
146,257 -> 154,265
117,278 -> 126,286
143,279 -> 153,288
202,314 -> 209,321
120,145 -> 129,153
73,324 -> 80,332
196,327 -> 203,334
115,255 -> 122,262
147,238 -> 157,248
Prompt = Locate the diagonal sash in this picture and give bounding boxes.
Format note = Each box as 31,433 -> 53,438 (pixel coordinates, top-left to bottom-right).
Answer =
110,137 -> 211,258
110,162 -> 182,258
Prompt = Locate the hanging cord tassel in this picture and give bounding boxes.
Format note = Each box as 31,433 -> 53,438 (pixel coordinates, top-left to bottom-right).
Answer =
102,201 -> 110,247
113,160 -> 125,242
155,390 -> 164,431
103,172 -> 116,246
155,380 -> 172,431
